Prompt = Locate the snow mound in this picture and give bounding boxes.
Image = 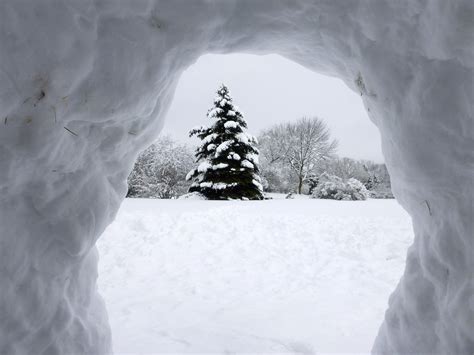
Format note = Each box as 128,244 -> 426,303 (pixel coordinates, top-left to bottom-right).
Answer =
0,1 -> 472,354
178,192 -> 207,200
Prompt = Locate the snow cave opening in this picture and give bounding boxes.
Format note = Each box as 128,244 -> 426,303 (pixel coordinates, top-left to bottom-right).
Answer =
100,53 -> 411,352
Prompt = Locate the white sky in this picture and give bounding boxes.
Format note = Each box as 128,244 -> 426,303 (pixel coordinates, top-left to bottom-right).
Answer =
162,54 -> 384,162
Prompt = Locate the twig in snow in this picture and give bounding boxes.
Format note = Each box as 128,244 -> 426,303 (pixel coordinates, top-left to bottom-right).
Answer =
51,105 -> 57,123
149,14 -> 162,30
422,200 -> 432,216
64,126 -> 78,137
33,90 -> 45,107
355,72 -> 377,98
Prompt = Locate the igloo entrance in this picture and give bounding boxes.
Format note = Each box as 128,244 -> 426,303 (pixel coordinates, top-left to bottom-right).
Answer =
97,53 -> 408,353
0,1 -> 472,354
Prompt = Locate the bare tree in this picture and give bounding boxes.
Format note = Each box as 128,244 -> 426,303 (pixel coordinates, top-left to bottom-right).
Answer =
259,117 -> 338,194
259,124 -> 290,165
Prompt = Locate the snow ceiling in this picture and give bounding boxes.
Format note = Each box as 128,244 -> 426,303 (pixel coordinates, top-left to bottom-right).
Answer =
0,0 -> 472,354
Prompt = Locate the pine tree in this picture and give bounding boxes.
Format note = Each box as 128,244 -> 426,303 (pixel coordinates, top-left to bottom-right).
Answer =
186,84 -> 264,200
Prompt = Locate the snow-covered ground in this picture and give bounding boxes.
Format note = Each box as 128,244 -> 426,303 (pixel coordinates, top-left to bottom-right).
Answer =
98,198 -> 413,354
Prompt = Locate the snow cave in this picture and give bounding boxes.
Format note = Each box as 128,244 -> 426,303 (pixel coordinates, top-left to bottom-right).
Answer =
0,1 -> 472,354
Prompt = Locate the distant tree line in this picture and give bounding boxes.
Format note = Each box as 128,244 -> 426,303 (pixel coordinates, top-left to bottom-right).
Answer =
258,117 -> 392,198
127,132 -> 393,200
127,85 -> 392,200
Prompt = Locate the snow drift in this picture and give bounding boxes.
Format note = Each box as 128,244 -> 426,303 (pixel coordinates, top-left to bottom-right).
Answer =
98,198 -> 414,353
0,1 -> 472,354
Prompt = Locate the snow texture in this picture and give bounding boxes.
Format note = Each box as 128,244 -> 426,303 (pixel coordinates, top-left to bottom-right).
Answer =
212,163 -> 229,170
203,133 -> 218,144
224,120 -> 238,129
236,132 -> 257,145
215,141 -> 232,156
0,1 -> 472,354
197,161 -> 212,173
241,160 -> 255,169
252,179 -> 264,192
98,198 -> 414,353
178,192 -> 207,200
207,143 -> 216,151
228,152 -> 241,161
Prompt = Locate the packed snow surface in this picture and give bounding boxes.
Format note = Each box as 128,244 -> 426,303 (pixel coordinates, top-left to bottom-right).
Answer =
98,198 -> 414,354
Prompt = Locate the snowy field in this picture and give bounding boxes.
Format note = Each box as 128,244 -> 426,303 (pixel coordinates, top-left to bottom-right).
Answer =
97,197 -> 414,354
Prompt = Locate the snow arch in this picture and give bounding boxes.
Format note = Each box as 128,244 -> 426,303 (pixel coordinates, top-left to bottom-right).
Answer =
0,1 -> 472,354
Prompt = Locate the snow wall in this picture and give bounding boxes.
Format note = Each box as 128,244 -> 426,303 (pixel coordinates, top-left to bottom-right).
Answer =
0,1 -> 472,354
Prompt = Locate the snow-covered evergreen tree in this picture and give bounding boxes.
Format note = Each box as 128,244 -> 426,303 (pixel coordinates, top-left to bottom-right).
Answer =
186,84 -> 263,200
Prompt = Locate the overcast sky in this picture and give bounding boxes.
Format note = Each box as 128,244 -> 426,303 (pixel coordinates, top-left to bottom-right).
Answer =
162,54 -> 384,162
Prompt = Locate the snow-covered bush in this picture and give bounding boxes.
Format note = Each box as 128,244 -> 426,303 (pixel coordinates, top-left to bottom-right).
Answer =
346,178 -> 370,200
314,158 -> 394,198
312,173 -> 368,201
127,136 -> 194,199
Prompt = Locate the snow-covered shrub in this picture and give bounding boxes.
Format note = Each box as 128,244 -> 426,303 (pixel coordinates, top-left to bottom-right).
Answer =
127,136 -> 194,199
311,173 -> 368,201
346,178 -> 370,200
311,173 -> 345,200
315,158 -> 394,198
